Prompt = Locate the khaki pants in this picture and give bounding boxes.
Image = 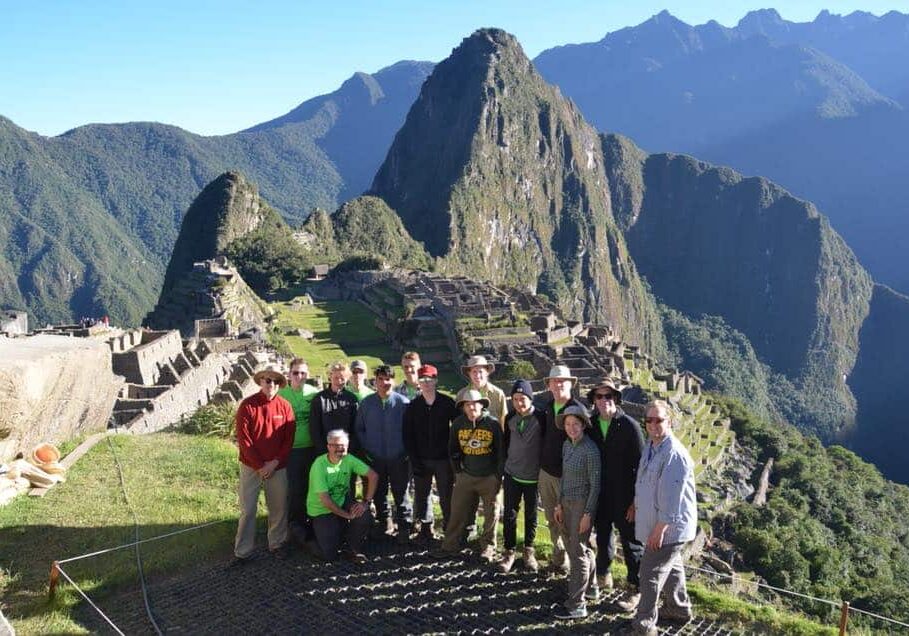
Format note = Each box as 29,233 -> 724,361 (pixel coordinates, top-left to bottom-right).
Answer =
538,469 -> 566,565
633,541 -> 692,632
559,499 -> 596,611
235,464 -> 288,558
442,473 -> 499,552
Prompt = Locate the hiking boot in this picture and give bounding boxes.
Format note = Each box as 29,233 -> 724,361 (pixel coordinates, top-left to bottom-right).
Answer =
497,549 -> 516,573
269,543 -> 290,560
615,592 -> 641,613
547,556 -> 569,576
418,524 -> 439,542
597,572 -> 614,590
523,547 -> 539,572
554,605 -> 588,620
585,586 -> 601,602
660,607 -> 694,624
479,544 -> 497,563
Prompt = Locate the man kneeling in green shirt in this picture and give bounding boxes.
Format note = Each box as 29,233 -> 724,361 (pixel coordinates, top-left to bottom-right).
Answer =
307,429 -> 378,563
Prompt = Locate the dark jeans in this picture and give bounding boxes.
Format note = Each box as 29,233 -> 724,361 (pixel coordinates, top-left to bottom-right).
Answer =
503,474 -> 538,550
413,458 -> 454,527
371,456 -> 413,528
311,504 -> 373,561
287,446 -> 318,535
595,509 -> 644,586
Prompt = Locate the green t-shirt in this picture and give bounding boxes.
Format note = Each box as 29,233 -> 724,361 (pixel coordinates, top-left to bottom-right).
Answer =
553,401 -> 566,417
349,386 -> 375,402
278,384 -> 319,448
597,415 -> 611,439
307,453 -> 371,517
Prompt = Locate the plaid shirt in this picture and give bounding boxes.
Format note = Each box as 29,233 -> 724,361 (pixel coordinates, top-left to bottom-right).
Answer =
559,435 -> 601,515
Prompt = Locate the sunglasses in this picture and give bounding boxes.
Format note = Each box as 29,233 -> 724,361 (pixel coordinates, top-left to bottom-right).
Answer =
594,393 -> 616,401
290,371 -> 307,376
262,378 -> 278,385
418,376 -> 437,383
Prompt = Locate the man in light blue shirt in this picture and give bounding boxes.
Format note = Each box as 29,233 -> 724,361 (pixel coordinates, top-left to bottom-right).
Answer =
628,399 -> 697,635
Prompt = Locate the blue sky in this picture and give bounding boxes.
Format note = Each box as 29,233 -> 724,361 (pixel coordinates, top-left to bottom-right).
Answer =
1,1 -> 906,136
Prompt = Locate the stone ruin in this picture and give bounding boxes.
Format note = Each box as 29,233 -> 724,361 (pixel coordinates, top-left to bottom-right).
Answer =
0,310 -> 28,337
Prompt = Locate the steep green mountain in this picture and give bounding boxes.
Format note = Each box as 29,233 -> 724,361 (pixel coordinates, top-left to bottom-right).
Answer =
145,171 -> 293,333
603,132 -> 873,440
846,285 -> 909,483
370,29 -> 666,353
533,10 -> 909,294
299,195 -> 432,270
0,61 -> 432,325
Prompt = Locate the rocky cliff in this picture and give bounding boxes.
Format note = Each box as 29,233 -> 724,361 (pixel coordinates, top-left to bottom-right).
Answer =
603,133 -> 873,439
370,29 -> 666,353
0,335 -> 122,462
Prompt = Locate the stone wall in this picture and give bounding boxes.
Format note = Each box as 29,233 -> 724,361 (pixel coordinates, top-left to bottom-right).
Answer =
1,311 -> 28,336
0,335 -> 122,462
111,330 -> 183,385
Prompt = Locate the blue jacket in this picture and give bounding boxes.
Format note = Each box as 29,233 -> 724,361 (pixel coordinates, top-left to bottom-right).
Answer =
634,432 -> 697,545
354,391 -> 410,461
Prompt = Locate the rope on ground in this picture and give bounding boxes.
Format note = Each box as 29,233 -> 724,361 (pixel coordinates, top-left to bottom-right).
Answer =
56,520 -> 225,565
54,565 -> 124,636
106,436 -> 164,636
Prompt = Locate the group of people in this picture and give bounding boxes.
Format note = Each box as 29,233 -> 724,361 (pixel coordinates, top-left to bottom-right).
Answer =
233,351 -> 697,634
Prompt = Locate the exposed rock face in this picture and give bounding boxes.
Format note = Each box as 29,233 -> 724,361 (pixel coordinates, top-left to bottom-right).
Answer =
371,29 -> 665,352
847,284 -> 909,482
603,133 -> 873,439
159,171 -> 273,297
0,335 -> 122,461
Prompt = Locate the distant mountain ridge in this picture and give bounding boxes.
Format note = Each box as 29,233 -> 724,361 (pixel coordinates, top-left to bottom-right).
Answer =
0,61 -> 432,325
534,9 -> 909,294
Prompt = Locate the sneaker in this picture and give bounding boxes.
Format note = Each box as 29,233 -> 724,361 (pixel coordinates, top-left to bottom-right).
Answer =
597,572 -> 614,590
585,586 -> 601,602
497,549 -> 516,573
345,551 -> 368,565
479,544 -> 497,563
615,592 -> 641,613
523,547 -> 539,572
554,606 -> 588,620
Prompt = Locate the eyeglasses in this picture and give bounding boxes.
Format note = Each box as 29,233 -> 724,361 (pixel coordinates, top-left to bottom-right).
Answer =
594,393 -> 616,401
418,377 -> 437,383
644,417 -> 665,424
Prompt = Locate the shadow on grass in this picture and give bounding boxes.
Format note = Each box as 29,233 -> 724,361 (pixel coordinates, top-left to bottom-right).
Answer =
1,519 -> 237,632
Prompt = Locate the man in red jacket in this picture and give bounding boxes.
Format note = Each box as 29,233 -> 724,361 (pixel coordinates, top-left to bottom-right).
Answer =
233,365 -> 296,563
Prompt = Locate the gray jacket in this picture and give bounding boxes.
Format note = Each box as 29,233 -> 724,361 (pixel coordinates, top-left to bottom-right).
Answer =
503,407 -> 544,482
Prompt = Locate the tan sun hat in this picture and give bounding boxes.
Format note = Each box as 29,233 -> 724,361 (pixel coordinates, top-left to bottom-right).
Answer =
545,365 -> 576,382
253,365 -> 287,388
462,355 -> 495,376
455,387 -> 491,410
556,404 -> 592,430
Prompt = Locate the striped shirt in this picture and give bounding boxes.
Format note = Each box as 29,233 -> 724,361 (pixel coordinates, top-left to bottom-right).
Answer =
558,435 -> 601,515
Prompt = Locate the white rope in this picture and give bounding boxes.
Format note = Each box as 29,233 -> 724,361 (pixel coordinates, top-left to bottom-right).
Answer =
844,605 -> 909,628
56,520 -> 225,564
54,565 -> 124,635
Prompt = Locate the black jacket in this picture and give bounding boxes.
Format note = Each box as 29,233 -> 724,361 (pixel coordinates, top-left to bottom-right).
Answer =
403,392 -> 459,465
587,407 -> 644,519
537,396 -> 583,478
309,387 -> 359,454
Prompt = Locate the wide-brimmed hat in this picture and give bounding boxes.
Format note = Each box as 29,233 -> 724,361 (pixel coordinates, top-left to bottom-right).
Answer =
556,404 -> 592,430
455,387 -> 490,410
462,355 -> 495,375
545,365 -> 576,382
587,378 -> 623,405
253,365 -> 287,388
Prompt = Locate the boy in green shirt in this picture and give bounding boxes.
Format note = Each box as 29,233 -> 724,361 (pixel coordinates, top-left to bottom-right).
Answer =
278,358 -> 320,544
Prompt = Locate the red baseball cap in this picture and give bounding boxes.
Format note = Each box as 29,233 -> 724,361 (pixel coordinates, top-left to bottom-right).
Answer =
417,364 -> 438,378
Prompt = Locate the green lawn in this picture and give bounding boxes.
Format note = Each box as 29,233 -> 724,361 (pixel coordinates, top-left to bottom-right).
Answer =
272,298 -> 464,394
